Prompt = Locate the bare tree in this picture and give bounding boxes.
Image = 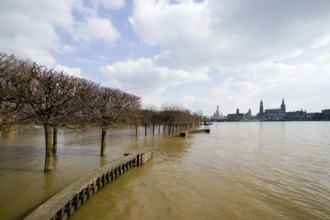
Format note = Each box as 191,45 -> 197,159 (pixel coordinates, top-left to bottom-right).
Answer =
0,54 -> 37,126
131,107 -> 141,136
87,87 -> 141,156
141,109 -> 156,136
159,105 -> 200,134
50,77 -> 98,153
1,53 -> 98,172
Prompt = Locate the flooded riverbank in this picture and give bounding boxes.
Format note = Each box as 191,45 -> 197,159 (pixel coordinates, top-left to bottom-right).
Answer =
0,126 -> 150,219
1,122 -> 330,219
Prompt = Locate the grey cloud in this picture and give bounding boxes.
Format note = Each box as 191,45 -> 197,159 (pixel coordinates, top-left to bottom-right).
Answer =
131,0 -> 330,69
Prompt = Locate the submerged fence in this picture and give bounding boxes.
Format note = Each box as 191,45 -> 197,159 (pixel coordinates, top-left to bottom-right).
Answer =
24,150 -> 153,220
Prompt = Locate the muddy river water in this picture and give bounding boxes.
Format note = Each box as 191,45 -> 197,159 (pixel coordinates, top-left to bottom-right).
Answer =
1,122 -> 330,219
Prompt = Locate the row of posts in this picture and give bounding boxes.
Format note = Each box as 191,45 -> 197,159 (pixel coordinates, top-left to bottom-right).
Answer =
52,153 -> 146,220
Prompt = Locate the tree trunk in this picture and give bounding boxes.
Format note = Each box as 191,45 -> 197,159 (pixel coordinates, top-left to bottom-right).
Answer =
52,126 -> 58,154
100,128 -> 108,156
44,124 -> 53,172
144,125 -> 147,136
152,124 -> 155,135
135,124 -> 138,137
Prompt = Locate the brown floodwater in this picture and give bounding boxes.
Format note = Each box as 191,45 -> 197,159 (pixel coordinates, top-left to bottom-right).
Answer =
1,122 -> 330,219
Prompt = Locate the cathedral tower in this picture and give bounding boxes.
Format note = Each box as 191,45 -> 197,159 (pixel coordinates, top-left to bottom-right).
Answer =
259,100 -> 264,114
281,98 -> 286,113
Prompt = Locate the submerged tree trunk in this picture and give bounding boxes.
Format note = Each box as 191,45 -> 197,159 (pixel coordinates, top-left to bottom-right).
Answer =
44,124 -> 53,172
52,126 -> 58,154
144,125 -> 147,136
135,124 -> 138,137
100,128 -> 108,156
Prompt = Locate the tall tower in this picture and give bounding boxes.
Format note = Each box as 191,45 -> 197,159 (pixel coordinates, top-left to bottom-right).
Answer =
281,98 -> 286,113
213,106 -> 220,119
259,100 -> 264,114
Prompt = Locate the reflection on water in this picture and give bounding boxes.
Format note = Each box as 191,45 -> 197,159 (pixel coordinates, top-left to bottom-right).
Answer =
71,122 -> 330,220
0,127 -> 150,219
1,122 -> 330,219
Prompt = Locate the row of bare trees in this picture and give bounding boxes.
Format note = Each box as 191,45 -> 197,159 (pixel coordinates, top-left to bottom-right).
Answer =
141,107 -> 200,135
0,52 -> 200,172
0,53 -> 141,172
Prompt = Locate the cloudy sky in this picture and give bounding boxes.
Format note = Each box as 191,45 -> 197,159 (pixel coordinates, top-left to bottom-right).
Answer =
1,0 -> 330,116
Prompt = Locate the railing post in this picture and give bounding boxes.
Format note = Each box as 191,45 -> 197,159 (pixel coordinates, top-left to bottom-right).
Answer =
136,154 -> 140,166
85,184 -> 93,198
79,188 -> 87,204
110,170 -> 114,181
55,207 -> 67,220
65,199 -> 75,218
72,193 -> 81,209
90,180 -> 98,194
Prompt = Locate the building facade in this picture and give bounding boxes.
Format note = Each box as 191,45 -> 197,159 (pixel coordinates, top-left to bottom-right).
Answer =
257,98 -> 307,121
286,110 -> 307,121
257,99 -> 286,121
227,108 -> 244,121
322,109 -> 330,120
227,108 -> 253,121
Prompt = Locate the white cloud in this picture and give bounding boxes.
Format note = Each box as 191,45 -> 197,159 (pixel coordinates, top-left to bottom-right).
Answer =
0,0 -> 120,66
129,0 -> 210,47
0,11 -> 59,66
71,17 -> 120,44
55,65 -> 84,78
0,0 -> 76,29
60,44 -> 76,53
0,0 -> 80,65
97,0 -> 126,10
129,0 -> 212,70
130,0 -> 330,69
99,57 -> 208,95
314,53 -> 330,64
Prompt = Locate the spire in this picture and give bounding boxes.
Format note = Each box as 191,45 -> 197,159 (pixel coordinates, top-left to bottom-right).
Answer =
281,97 -> 286,113
259,99 -> 264,114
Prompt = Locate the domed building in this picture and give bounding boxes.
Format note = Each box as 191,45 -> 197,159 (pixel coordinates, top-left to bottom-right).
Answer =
211,106 -> 224,121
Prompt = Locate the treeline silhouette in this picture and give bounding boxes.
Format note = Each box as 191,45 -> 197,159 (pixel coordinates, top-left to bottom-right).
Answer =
0,52 -> 200,172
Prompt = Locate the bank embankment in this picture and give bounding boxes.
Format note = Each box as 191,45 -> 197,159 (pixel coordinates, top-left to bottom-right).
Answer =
24,150 -> 153,220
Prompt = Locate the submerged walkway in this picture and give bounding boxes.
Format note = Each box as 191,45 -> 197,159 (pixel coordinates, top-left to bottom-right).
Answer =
179,128 -> 210,137
24,150 -> 153,220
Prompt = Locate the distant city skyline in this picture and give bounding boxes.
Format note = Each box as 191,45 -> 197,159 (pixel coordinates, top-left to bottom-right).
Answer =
210,98 -> 329,121
1,1 -> 330,116
212,98 -> 328,117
